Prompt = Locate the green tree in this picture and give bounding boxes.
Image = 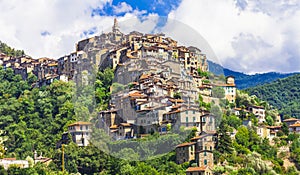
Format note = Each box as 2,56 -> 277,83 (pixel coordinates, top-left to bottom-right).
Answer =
266,115 -> 274,126
212,87 -> 225,99
235,126 -> 250,147
217,119 -> 233,155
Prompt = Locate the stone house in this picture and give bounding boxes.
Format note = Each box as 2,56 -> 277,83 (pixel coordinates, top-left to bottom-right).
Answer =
176,142 -> 196,164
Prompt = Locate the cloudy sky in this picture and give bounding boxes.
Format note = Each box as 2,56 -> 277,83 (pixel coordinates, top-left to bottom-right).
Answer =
0,0 -> 300,74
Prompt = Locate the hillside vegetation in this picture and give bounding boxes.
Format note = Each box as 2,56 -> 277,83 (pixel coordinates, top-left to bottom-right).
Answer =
208,60 -> 298,89
246,74 -> 300,118
0,41 -> 25,57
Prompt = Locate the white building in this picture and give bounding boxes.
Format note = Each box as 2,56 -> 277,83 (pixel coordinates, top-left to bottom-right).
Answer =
67,121 -> 92,146
0,158 -> 29,170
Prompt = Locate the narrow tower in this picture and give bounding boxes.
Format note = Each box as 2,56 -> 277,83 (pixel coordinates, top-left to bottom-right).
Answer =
112,18 -> 120,33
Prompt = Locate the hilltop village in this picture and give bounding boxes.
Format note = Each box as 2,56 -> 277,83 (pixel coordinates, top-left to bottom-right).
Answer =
1,19 -> 300,174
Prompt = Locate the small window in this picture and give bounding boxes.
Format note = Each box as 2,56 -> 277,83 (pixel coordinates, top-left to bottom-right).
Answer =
80,126 -> 83,130
186,111 -> 188,114
204,152 -> 207,156
193,111 -> 195,114
204,159 -> 207,165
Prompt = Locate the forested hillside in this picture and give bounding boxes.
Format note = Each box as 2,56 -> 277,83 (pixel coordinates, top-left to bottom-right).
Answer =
0,41 -> 25,57
246,74 -> 300,118
0,66 -> 190,174
208,60 -> 298,89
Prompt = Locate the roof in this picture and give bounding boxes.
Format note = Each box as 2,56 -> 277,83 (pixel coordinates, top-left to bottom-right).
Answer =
35,157 -> 52,163
131,82 -> 139,85
2,158 -> 16,161
267,126 -> 281,129
186,166 -> 207,172
169,99 -> 185,103
176,142 -> 195,148
289,122 -> 300,128
129,92 -> 145,98
283,118 -> 299,122
120,123 -> 132,127
214,83 -> 236,87
140,74 -> 150,80
249,105 -> 265,109
68,121 -> 92,127
190,134 -> 209,141
110,125 -> 118,129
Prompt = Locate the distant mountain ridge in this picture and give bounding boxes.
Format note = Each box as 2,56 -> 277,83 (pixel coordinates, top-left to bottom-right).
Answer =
208,60 -> 299,89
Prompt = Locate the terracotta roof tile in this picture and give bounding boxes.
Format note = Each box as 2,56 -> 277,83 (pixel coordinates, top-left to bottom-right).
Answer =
283,118 -> 299,122
68,121 -> 92,126
289,122 -> 300,128
176,142 -> 195,148
186,166 -> 207,172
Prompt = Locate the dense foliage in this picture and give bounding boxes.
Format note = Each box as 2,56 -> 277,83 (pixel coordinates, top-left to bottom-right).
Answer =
246,74 -> 300,118
208,60 -> 298,89
0,41 -> 25,57
0,66 -> 190,174
0,67 -> 76,159
0,55 -> 299,174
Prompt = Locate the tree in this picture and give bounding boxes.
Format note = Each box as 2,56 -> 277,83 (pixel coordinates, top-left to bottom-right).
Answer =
227,115 -> 242,129
216,119 -> 233,158
266,115 -> 274,126
282,122 -> 289,135
212,87 -> 225,99
235,126 -> 250,147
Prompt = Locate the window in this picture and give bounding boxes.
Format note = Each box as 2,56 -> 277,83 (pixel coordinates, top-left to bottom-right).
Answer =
80,126 -> 83,130
86,125 -> 89,130
186,111 -> 188,114
186,117 -> 188,123
193,117 -> 195,122
204,152 -> 207,156
193,111 -> 195,114
204,159 -> 207,165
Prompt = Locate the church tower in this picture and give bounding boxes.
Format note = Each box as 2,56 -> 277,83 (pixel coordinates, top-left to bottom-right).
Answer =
112,18 -> 120,33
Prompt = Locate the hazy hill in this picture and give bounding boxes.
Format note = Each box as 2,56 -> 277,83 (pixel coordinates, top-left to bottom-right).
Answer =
245,74 -> 300,117
208,60 -> 298,89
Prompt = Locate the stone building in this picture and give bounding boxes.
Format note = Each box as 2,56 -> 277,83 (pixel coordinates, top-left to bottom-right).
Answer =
175,142 -> 196,164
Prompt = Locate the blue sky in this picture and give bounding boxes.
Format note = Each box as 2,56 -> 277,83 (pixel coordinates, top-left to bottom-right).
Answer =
0,0 -> 299,74
92,0 -> 182,17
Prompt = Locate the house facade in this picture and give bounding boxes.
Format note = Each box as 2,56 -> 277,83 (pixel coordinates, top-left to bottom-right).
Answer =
176,142 -> 196,164
67,121 -> 92,146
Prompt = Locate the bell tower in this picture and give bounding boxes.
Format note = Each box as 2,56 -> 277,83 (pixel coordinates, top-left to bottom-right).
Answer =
112,18 -> 120,33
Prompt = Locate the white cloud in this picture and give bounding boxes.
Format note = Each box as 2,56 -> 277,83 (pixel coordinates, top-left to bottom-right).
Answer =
113,2 -> 133,14
167,0 -> 300,73
1,0 -> 299,73
0,0 -> 114,58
